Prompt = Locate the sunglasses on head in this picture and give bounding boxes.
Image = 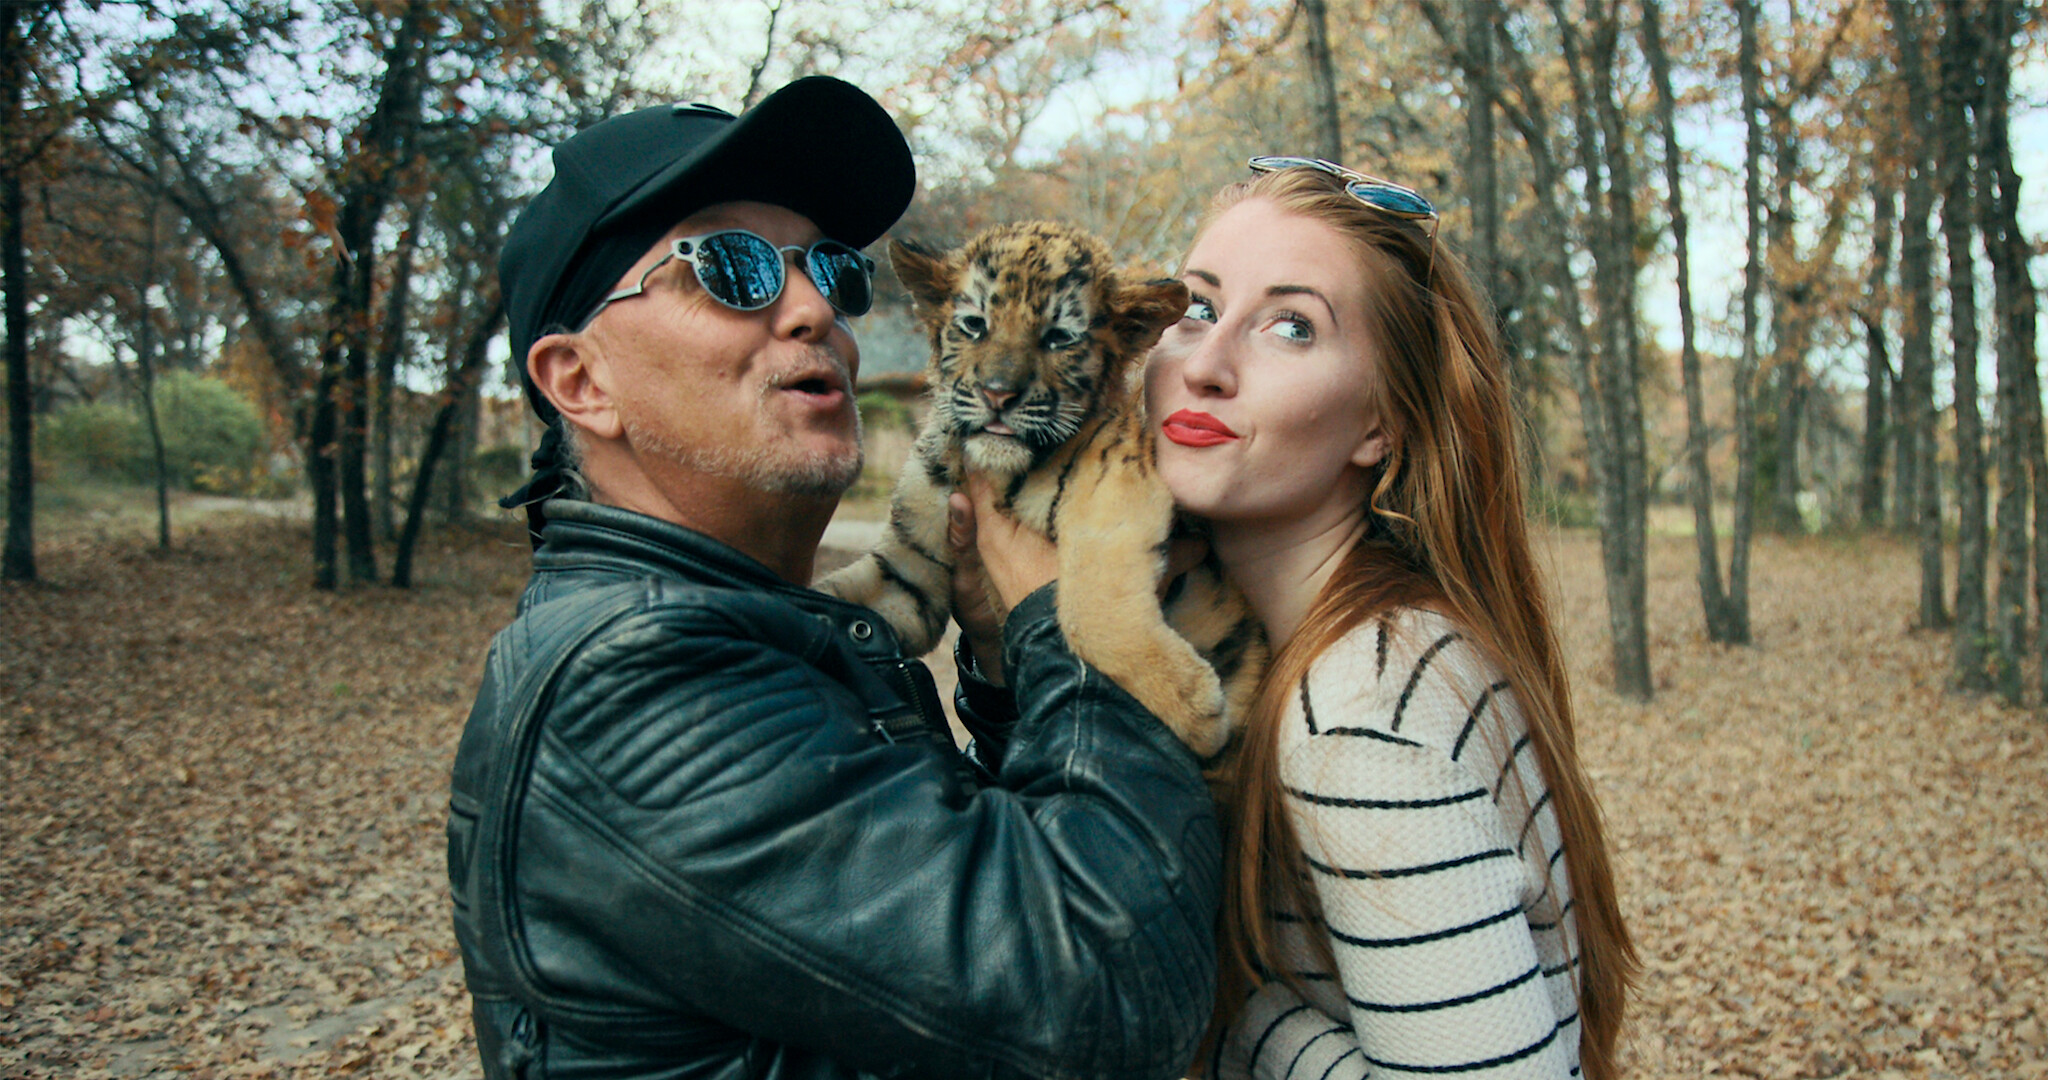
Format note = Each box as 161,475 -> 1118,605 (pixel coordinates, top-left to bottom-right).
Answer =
1247,155 -> 1439,231
583,229 -> 877,326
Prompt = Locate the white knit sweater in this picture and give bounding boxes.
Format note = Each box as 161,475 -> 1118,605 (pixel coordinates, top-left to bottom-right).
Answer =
1214,609 -> 1582,1079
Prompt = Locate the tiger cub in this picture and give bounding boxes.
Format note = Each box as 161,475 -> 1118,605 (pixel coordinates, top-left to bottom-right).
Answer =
816,221 -> 1265,758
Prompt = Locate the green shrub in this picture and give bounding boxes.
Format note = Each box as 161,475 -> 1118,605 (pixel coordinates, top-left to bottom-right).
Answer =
38,400 -> 145,481
156,372 -> 267,492
37,373 -> 269,493
856,390 -> 916,434
1529,485 -> 1598,529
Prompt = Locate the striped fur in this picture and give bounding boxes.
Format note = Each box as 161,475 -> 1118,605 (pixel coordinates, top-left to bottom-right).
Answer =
815,221 -> 1266,757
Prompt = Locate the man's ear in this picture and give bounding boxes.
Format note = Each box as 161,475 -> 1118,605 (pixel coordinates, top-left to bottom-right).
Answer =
528,334 -> 621,441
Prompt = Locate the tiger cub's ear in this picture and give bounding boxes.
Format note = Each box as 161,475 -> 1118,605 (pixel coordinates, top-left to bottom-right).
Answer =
888,239 -> 959,319
1111,277 -> 1193,356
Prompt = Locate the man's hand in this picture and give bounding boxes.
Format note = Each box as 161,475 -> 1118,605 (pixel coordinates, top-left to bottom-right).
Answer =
947,490 -> 1009,685
963,475 -> 1060,612
948,475 -> 1207,685
948,476 -> 1058,685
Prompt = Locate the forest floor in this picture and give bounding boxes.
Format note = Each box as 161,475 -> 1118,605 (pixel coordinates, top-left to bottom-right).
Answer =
2,506 -> 2044,1079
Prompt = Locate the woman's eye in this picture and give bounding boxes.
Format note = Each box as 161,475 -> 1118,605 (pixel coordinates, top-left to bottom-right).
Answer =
954,314 -> 987,340
1183,298 -> 1217,323
1270,316 -> 1313,343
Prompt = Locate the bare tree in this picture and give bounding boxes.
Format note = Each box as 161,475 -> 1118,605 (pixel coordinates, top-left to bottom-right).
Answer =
1644,0 -> 1746,644
373,195 -> 426,542
132,188 -> 171,552
1458,0 -> 1539,433
392,300 -> 501,587
1463,0 -> 1498,298
1,1 -> 59,583
1546,0 -> 1652,698
307,0 -> 439,589
1887,0 -> 1949,631
1977,0 -> 2042,703
1300,0 -> 1342,163
1858,171 -> 1896,529
1731,0 -> 1769,640
740,0 -> 789,110
1421,0 -> 1654,697
1937,0 -> 1988,688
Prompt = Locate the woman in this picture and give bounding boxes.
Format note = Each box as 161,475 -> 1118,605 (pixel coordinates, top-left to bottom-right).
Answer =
1146,160 -> 1637,1079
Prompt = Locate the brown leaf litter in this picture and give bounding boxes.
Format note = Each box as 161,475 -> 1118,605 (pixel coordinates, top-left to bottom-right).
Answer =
1,516 -> 2042,1078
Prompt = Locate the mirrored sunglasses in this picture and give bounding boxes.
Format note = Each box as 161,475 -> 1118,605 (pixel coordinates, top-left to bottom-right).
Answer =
1247,155 -> 1439,230
586,229 -> 877,325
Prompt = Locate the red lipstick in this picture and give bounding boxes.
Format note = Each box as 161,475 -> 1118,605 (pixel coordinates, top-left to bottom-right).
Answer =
1162,409 -> 1239,447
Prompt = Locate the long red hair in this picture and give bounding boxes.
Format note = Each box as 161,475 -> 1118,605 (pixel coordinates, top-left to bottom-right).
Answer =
1202,167 -> 1637,1080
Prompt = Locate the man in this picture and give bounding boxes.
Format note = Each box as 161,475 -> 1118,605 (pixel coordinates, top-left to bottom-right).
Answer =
446,76 -> 1221,1080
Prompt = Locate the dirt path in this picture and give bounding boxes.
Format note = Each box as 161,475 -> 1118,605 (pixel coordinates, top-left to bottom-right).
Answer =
1,520 -> 2042,1078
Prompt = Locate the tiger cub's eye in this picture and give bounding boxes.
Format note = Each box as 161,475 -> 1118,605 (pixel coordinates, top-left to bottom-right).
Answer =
1040,327 -> 1079,350
954,314 -> 988,340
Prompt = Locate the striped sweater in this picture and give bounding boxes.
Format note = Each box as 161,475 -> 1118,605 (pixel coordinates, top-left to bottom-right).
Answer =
1214,609 -> 1582,1080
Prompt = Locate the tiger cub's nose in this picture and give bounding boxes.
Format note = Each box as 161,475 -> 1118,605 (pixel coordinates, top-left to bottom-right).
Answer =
981,380 -> 1020,412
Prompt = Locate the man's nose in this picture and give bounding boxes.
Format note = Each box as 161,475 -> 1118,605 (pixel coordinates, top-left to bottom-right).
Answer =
773,253 -> 837,341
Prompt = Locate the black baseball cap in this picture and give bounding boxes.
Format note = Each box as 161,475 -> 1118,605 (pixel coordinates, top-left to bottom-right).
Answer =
500,75 -> 916,423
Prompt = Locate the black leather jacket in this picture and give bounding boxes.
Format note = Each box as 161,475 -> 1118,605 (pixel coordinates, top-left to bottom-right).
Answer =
447,500 -> 1220,1080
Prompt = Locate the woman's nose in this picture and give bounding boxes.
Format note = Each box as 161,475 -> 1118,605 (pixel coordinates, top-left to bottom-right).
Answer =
1176,327 -> 1236,396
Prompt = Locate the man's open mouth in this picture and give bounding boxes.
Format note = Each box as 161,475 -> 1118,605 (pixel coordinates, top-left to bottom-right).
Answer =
774,363 -> 850,402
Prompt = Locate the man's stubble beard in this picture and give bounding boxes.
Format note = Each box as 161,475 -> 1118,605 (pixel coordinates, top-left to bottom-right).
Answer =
621,352 -> 865,498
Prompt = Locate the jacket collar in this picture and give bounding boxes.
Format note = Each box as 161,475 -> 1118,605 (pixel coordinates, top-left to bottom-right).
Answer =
530,498 -> 808,596
524,498 -> 922,668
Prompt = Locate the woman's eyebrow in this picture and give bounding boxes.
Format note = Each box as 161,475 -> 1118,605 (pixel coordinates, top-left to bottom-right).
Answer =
1185,268 -> 1221,287
1268,284 -> 1335,317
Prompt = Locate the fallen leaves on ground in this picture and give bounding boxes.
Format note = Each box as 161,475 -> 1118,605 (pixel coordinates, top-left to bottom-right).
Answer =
1555,533 -> 2048,1079
1,516 -> 2042,1078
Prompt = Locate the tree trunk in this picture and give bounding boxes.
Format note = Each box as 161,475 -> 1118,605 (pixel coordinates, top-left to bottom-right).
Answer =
1860,178 -> 1896,528
309,351 -> 340,589
1418,0 -> 1606,549
1938,0 -> 1988,688
1889,0 -> 1948,631
394,298 -> 503,587
1463,0 -> 1497,300
340,239 -> 378,584
1977,0 -> 2041,704
137,198 -> 170,552
314,0 -> 433,588
1462,0 -> 1540,482
1891,330 -> 1915,533
1727,0 -> 1768,640
1552,0 -> 1652,700
444,373 -> 477,523
1644,0 -> 1742,644
1763,109 -> 1805,535
373,198 -> 424,542
1300,0 -> 1342,163
1,2 -> 34,583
